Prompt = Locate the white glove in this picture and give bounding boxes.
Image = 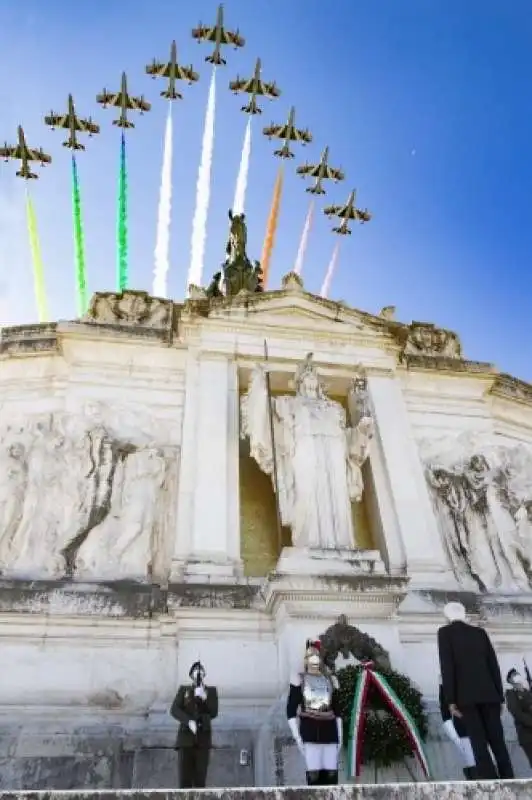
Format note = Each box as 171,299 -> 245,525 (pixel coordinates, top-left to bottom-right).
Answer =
194,686 -> 207,700
288,717 -> 304,755
188,720 -> 197,735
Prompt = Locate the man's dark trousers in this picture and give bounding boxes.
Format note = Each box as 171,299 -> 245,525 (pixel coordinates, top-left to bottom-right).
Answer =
179,745 -> 210,789
461,703 -> 513,779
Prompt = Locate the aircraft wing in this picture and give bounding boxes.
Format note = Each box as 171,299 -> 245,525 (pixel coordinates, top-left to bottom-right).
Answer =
262,81 -> 280,98
146,61 -> 169,78
96,90 -> 119,107
263,123 -> 286,138
229,77 -> 251,92
79,118 -> 100,135
325,166 -> 345,181
192,24 -> 216,42
223,29 -> 245,47
323,204 -> 341,217
127,96 -> 151,112
27,147 -> 51,164
182,66 -> 199,82
44,112 -> 67,128
357,209 -> 372,222
296,164 -> 319,178
296,129 -> 312,144
0,145 -> 18,159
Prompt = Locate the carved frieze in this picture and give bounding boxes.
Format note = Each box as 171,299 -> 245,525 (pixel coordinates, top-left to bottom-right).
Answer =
402,321 -> 462,360
0,323 -> 59,356
82,290 -> 175,339
420,432 -> 532,594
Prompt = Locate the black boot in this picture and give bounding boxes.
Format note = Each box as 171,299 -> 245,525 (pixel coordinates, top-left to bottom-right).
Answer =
323,770 -> 338,785
463,766 -> 476,781
306,771 -> 320,786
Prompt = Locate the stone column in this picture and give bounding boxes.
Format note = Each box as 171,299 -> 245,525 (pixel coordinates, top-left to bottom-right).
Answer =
367,373 -> 455,588
171,353 -> 242,579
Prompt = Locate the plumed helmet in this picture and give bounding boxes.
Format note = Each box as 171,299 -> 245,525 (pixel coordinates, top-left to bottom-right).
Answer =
189,661 -> 205,679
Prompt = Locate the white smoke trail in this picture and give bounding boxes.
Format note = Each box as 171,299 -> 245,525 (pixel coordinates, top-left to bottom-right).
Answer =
187,67 -> 216,292
293,199 -> 315,275
153,104 -> 173,297
232,116 -> 252,215
320,240 -> 341,298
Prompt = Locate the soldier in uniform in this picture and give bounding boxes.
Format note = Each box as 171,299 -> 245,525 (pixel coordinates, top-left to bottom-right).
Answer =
170,661 -> 218,788
286,639 -> 343,786
506,667 -> 532,767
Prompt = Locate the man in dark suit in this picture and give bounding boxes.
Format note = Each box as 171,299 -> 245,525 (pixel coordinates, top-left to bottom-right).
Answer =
506,667 -> 532,767
437,601 -> 514,780
170,661 -> 219,788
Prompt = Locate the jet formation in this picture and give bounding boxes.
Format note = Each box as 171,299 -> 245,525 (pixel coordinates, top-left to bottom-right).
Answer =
263,107 -> 312,158
192,4 -> 245,66
324,190 -> 372,235
0,126 -> 51,180
44,94 -> 100,150
296,146 -> 344,194
229,58 -> 280,114
146,40 -> 199,100
96,72 -> 151,128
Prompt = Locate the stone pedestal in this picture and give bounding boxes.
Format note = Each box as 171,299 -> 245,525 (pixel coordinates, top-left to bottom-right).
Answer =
275,546 -> 386,577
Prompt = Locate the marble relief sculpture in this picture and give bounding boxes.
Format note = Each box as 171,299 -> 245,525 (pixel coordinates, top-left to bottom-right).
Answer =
0,403 -> 179,582
240,353 -> 374,550
422,433 -> 532,592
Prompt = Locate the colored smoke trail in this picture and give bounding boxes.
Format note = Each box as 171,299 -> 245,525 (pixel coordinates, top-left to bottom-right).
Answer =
153,104 -> 173,297
117,131 -> 128,292
293,199 -> 315,276
260,163 -> 284,289
320,239 -> 341,298
232,116 -> 252,215
188,67 -> 216,291
25,190 -> 49,322
71,155 -> 88,316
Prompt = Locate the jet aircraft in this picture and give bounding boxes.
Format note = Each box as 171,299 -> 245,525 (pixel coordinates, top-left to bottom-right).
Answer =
324,190 -> 372,234
44,94 -> 100,150
229,58 -> 280,114
146,40 -> 199,100
0,125 -> 51,179
296,146 -> 344,194
96,72 -> 151,128
263,107 -> 312,158
192,4 -> 245,65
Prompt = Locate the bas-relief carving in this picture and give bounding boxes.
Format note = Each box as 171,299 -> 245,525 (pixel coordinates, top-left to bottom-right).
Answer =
240,353 -> 374,551
401,322 -> 462,359
421,432 -> 532,593
0,402 -> 179,583
83,290 -> 173,332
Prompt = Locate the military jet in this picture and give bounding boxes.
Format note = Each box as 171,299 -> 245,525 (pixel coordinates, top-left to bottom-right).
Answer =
96,72 -> 151,128
192,4 -> 245,66
0,125 -> 51,180
324,190 -> 372,234
296,146 -> 345,194
146,40 -> 199,100
263,106 -> 312,158
44,94 -> 100,150
229,58 -> 280,114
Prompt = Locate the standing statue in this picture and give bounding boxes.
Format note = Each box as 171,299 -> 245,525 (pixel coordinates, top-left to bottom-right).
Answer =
226,209 -> 247,263
240,353 -> 375,550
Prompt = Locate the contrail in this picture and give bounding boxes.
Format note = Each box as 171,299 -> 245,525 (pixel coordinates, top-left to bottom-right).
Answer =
25,188 -> 49,322
187,67 -> 216,292
293,199 -> 315,276
320,240 -> 341,298
153,104 -> 173,297
233,116 -> 252,215
260,163 -> 284,288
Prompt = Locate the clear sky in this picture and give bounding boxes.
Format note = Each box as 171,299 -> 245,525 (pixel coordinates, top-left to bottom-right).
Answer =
1,1 -> 531,380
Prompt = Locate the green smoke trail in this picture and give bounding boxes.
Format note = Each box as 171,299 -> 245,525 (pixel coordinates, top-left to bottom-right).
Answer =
71,155 -> 88,316
117,131 -> 128,291
25,189 -> 49,323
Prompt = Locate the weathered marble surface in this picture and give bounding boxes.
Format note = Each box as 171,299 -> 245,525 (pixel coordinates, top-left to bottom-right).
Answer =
1,782 -> 532,798
0,402 -> 180,583
420,432 -> 532,593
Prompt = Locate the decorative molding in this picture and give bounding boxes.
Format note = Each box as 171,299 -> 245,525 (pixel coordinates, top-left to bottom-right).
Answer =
0,323 -> 60,357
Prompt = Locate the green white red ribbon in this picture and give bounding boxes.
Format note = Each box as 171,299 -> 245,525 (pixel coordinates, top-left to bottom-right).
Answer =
347,663 -> 432,780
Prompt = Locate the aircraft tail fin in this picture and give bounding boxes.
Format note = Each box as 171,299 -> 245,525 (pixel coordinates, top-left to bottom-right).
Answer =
63,139 -> 85,151
333,225 -> 351,235
274,145 -> 294,158
241,101 -> 261,114
113,119 -> 135,129
205,52 -> 226,65
161,88 -> 182,100
16,168 -> 37,180
307,185 -> 325,195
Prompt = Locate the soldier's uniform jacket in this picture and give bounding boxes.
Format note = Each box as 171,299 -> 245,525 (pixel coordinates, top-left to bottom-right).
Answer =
170,684 -> 219,748
506,687 -> 532,744
287,671 -> 341,744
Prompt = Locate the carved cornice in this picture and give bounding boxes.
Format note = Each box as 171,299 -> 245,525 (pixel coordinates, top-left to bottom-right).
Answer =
491,373 -> 532,406
0,323 -> 60,357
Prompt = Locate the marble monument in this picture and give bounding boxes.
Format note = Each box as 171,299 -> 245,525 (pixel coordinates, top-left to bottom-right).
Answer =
2,262 -> 532,788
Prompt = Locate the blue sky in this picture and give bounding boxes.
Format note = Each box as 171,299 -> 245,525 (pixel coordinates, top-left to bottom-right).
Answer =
1,1 -> 531,380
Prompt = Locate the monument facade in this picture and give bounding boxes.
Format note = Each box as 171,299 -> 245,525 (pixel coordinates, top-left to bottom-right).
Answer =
1,270 -> 532,788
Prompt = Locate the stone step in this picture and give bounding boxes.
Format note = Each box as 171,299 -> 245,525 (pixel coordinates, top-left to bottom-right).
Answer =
1,783 -> 531,799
